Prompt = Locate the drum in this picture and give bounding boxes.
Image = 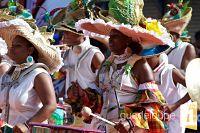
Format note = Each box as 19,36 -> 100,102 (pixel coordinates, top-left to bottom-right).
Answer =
186,58 -> 200,110
29,123 -> 104,133
0,121 -> 13,133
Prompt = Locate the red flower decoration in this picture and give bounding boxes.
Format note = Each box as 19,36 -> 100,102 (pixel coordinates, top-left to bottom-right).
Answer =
0,119 -> 4,127
178,3 -> 183,7
170,3 -> 175,8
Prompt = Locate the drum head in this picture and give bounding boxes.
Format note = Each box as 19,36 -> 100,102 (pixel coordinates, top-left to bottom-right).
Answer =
186,58 -> 200,110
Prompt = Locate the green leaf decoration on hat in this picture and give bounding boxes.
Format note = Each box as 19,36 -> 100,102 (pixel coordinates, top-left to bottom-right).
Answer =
70,0 -> 94,12
0,2 -> 36,30
53,0 -> 95,30
7,0 -> 33,19
181,0 -> 190,13
8,0 -> 17,15
108,0 -> 145,25
70,0 -> 82,11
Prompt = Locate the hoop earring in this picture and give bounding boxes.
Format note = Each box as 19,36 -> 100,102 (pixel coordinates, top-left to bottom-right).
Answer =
26,56 -> 34,64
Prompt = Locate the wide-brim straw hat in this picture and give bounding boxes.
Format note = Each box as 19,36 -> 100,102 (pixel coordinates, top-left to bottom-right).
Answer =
52,6 -> 112,46
0,8 -> 15,21
52,3 -> 86,36
162,7 -> 192,35
0,21 -> 63,73
185,58 -> 200,110
39,26 -> 55,44
76,18 -> 175,49
54,22 -> 84,36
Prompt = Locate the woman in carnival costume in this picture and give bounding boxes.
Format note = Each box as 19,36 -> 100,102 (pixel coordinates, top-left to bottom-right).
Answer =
48,0 -> 105,128
74,1 -> 175,132
0,18 -> 62,133
162,2 -> 197,132
144,47 -> 191,133
76,20 -> 174,133
161,0 -> 196,72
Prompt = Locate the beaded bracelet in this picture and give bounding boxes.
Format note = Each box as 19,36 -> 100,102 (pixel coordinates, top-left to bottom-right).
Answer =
126,118 -> 135,132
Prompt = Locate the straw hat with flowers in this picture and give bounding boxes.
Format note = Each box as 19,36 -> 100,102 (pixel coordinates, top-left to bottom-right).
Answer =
162,0 -> 192,36
75,0 -> 175,57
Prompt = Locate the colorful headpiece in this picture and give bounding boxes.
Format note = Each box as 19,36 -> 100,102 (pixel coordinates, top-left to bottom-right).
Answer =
162,0 -> 192,35
0,0 -> 33,20
52,0 -> 96,35
76,0 -> 175,57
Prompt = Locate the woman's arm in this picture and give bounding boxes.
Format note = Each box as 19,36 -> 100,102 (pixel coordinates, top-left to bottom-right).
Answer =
114,59 -> 159,132
133,58 -> 154,84
13,73 -> 57,133
0,63 -> 10,75
181,45 -> 196,71
91,52 -> 105,73
165,69 -> 190,113
172,68 -> 186,87
165,93 -> 190,114
28,73 -> 57,123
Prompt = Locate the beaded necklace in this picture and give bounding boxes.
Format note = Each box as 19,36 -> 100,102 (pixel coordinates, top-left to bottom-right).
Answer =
11,62 -> 34,81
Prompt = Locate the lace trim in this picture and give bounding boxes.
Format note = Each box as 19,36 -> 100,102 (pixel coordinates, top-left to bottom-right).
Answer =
113,53 -> 132,64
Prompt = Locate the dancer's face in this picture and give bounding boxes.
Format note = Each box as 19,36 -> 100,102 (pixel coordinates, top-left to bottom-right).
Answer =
8,36 -> 34,64
62,31 -> 84,46
109,29 -> 131,55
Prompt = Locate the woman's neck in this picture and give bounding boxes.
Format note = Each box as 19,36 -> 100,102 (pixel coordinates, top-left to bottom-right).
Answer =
113,50 -> 125,56
15,61 -> 27,65
113,52 -> 132,65
151,61 -> 160,70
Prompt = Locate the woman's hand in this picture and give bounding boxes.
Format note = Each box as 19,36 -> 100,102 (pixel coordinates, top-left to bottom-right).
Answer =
114,121 -> 128,133
13,123 -> 29,133
164,103 -> 178,114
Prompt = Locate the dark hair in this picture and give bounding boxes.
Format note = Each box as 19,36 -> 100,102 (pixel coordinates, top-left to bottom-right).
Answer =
170,31 -> 180,38
127,41 -> 143,54
15,36 -> 39,62
195,30 -> 200,41
89,38 -> 111,58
